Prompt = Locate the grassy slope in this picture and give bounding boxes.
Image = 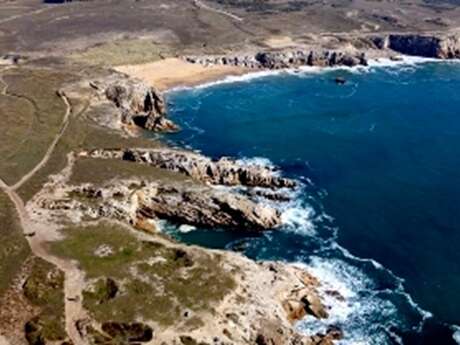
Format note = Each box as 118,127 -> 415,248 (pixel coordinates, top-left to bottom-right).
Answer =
70,39 -> 171,67
0,68 -> 74,185
51,222 -> 235,327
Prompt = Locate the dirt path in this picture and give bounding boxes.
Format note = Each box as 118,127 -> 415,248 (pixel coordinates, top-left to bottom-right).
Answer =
193,0 -> 243,22
10,92 -> 72,191
0,6 -> 53,25
0,77 -> 6,95
0,92 -> 88,345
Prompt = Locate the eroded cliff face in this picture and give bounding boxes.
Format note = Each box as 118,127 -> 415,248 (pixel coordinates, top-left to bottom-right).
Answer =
39,179 -> 283,231
89,76 -> 179,133
185,32 -> 460,72
185,50 -> 368,70
373,33 -> 460,58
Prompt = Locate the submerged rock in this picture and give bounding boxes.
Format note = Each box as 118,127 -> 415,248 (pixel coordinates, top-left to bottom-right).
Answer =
335,77 -> 346,85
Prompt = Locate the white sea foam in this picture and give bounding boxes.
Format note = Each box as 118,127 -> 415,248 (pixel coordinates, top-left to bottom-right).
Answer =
331,241 -> 433,325
165,70 -> 283,93
280,203 -> 317,235
166,55 -> 458,94
164,56 -> 453,342
366,56 -> 437,68
178,224 -> 196,233
294,257 -> 400,345
236,156 -> 276,169
453,326 -> 460,344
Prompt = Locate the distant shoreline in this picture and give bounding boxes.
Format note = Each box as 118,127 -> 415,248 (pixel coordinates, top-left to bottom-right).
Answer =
116,54 -> 457,94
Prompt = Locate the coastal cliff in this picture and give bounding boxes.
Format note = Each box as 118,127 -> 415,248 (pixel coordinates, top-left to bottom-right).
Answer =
89,77 -> 179,133
185,50 -> 368,69
184,32 -> 460,72
22,147 -> 344,345
2,0 -> 460,343
373,33 -> 460,59
0,69 -> 343,344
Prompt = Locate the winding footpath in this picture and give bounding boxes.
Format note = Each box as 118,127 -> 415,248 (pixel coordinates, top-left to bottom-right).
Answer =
0,85 -> 87,345
10,91 -> 72,190
193,0 -> 243,22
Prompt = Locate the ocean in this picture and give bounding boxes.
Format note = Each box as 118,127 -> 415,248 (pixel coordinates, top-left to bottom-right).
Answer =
163,58 -> 460,345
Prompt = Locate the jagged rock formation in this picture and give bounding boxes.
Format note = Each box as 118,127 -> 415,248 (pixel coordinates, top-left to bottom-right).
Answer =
185,49 -> 368,69
26,159 -> 343,345
373,33 -> 460,58
81,148 -> 296,189
90,77 -> 179,133
186,33 -> 460,72
40,179 -> 282,231
138,183 -> 281,230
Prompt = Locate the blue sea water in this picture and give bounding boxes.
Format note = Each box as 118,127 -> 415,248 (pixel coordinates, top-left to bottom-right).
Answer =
163,60 -> 460,345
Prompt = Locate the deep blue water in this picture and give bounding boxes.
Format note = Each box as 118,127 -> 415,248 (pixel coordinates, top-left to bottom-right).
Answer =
164,61 -> 460,345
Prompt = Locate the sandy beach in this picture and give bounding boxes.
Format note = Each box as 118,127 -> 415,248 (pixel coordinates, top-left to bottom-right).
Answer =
115,57 -> 249,91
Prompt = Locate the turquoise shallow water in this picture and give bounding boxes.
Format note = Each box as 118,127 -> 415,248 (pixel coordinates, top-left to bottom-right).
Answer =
164,60 -> 460,344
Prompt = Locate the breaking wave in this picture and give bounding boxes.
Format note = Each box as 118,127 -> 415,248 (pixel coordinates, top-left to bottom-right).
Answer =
453,326 -> 460,345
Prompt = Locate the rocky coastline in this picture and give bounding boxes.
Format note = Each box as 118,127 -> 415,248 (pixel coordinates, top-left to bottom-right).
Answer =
184,33 -> 460,71
5,63 -> 350,344
3,29 -> 460,345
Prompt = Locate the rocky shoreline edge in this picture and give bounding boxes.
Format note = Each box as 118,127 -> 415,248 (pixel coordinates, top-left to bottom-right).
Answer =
7,68 -> 343,345
3,30 -> 459,345
184,33 -> 460,70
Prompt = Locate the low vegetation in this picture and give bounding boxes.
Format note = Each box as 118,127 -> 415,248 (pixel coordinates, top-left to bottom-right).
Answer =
0,67 -> 75,185
23,257 -> 67,344
0,191 -> 30,295
71,39 -> 171,66
69,156 -> 189,186
51,222 -> 235,326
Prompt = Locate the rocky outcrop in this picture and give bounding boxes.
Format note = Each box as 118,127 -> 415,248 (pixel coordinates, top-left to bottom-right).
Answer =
137,184 -> 281,230
41,180 -> 282,231
81,148 -> 296,189
26,155 -> 346,345
185,49 -> 368,70
90,77 -> 179,132
372,33 -> 460,58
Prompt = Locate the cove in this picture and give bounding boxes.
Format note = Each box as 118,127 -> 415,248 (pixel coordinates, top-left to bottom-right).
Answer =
164,61 -> 460,345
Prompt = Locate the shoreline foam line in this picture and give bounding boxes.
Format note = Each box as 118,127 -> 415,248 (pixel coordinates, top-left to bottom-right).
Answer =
165,56 -> 460,93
